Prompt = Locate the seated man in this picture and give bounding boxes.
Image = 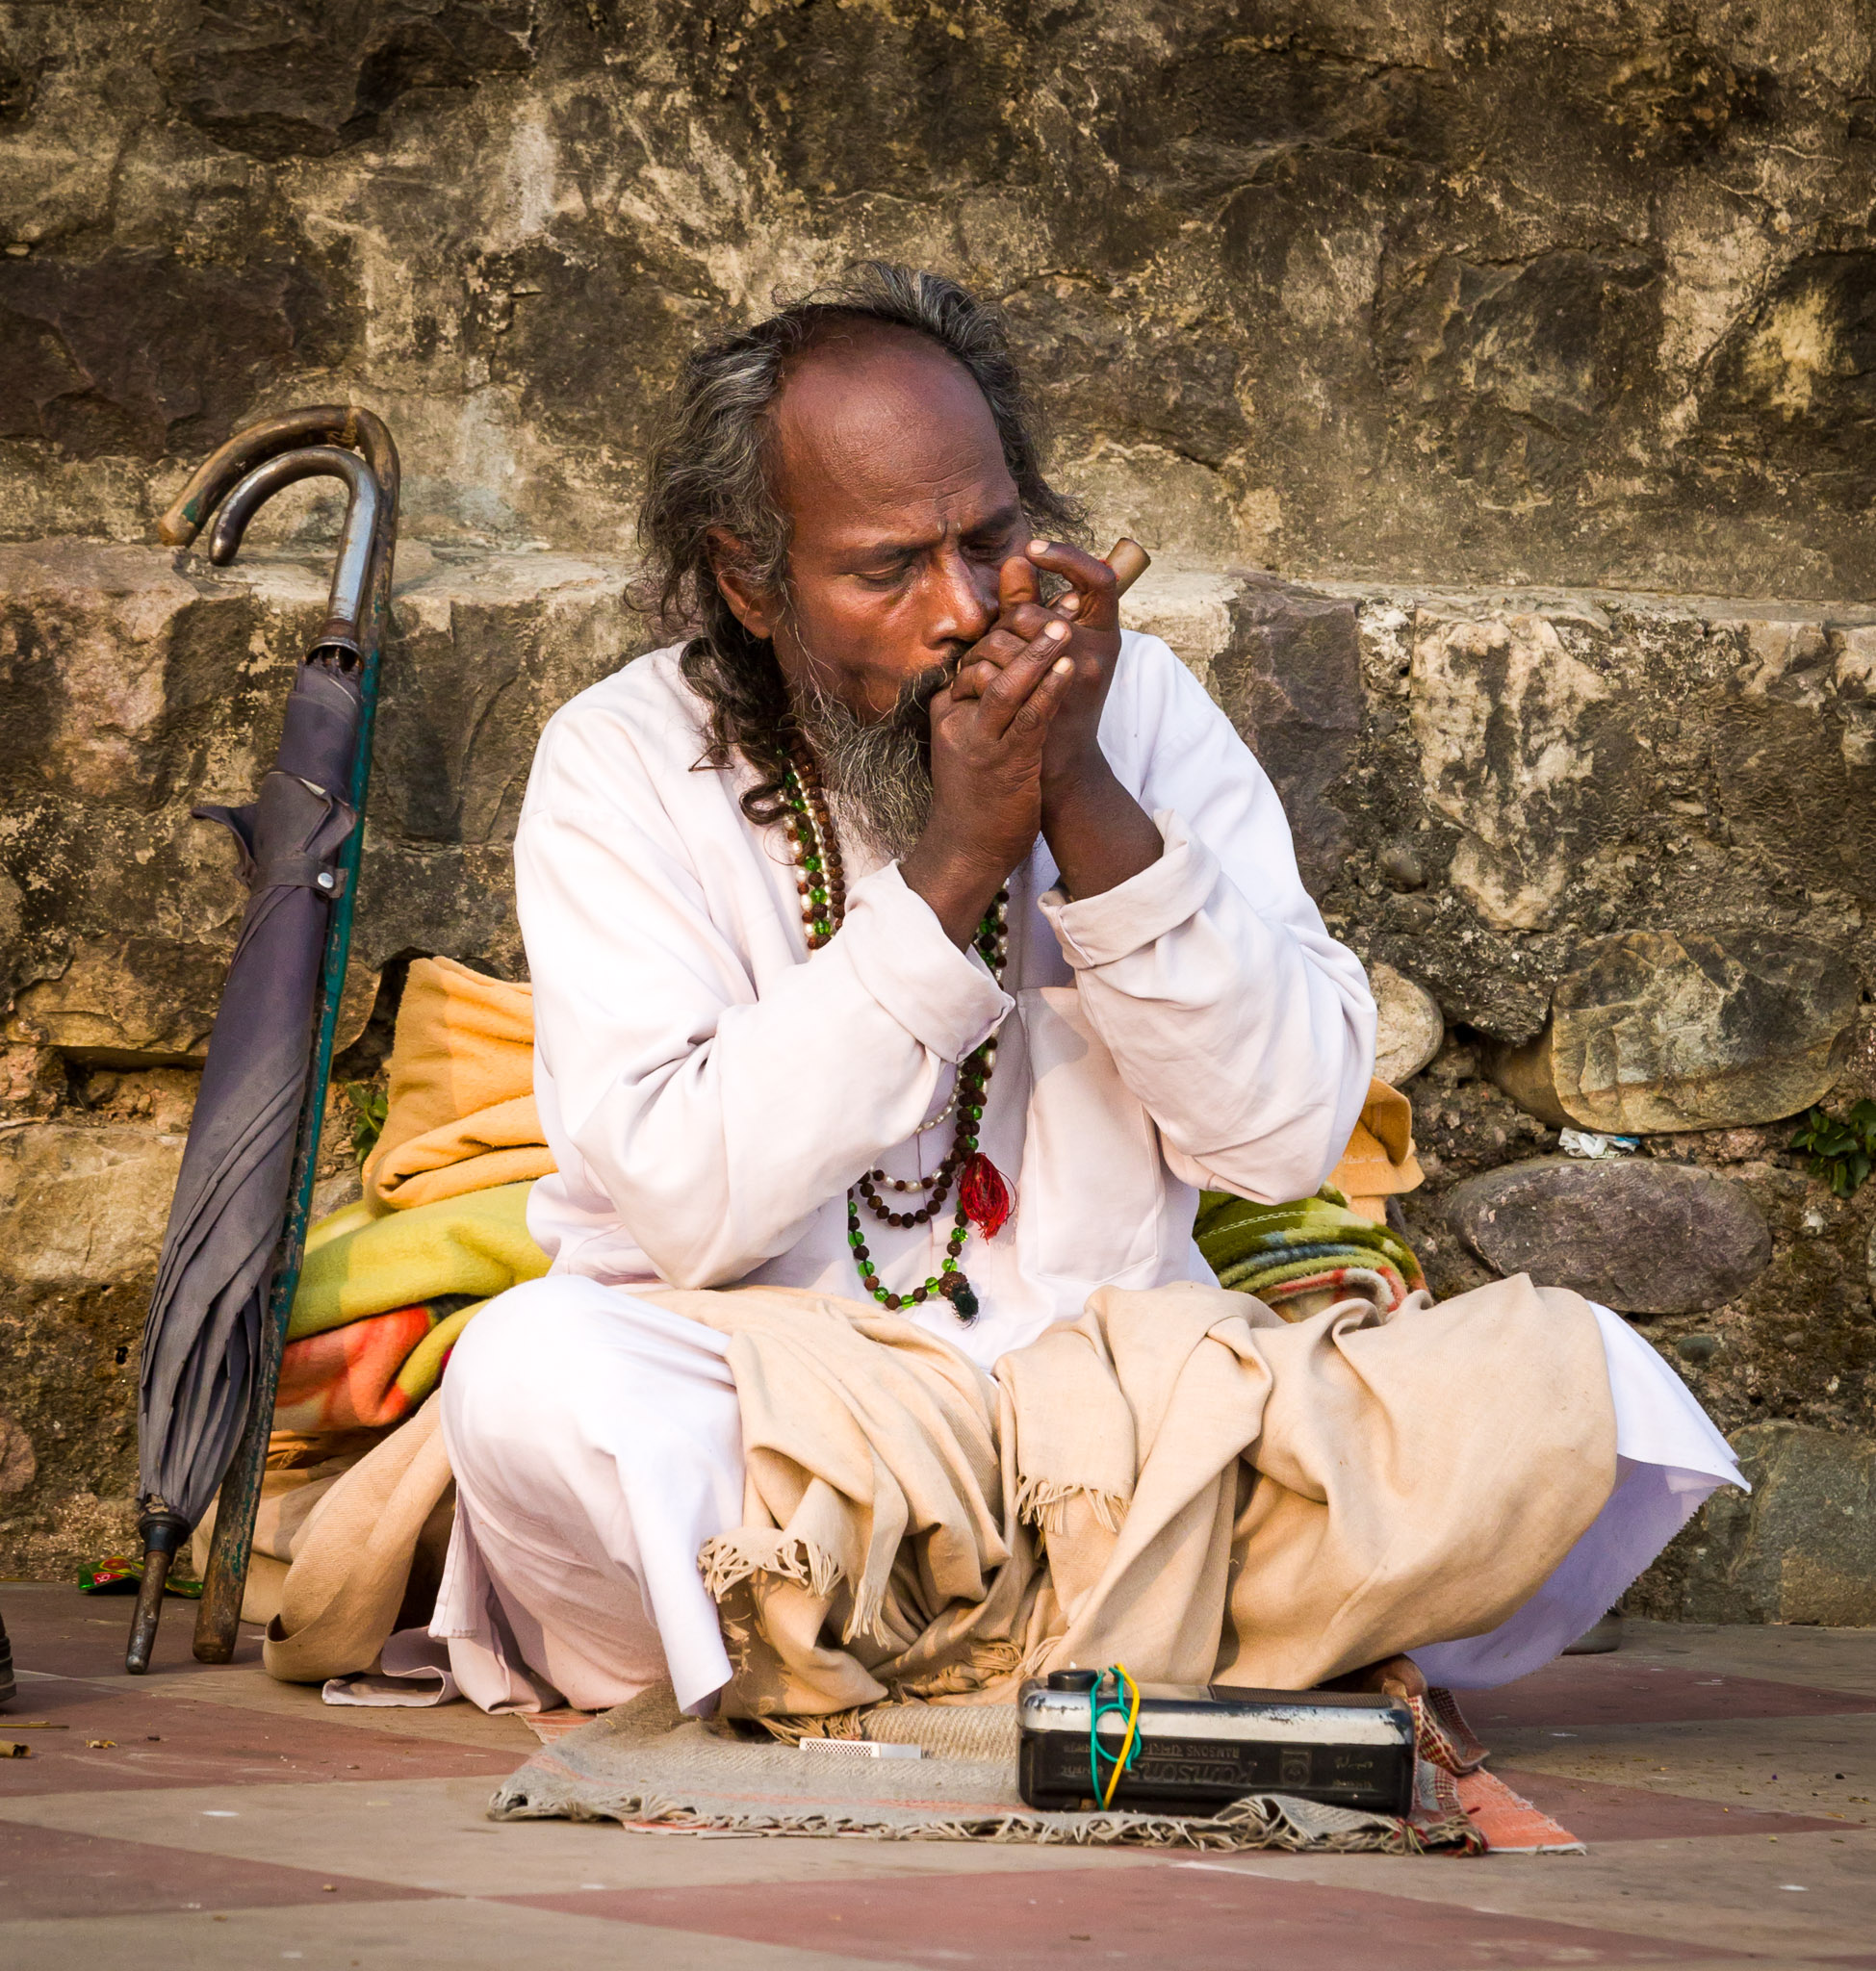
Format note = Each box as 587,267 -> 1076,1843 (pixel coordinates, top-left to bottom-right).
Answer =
434,264 -> 1737,1718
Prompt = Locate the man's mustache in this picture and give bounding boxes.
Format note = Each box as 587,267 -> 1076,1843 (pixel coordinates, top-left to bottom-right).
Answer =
885,660 -> 953,727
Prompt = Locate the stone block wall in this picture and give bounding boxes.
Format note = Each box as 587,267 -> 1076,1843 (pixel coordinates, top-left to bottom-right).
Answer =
7,547 -> 1876,1620
3,0 -> 1875,1613
3,2 -> 1874,593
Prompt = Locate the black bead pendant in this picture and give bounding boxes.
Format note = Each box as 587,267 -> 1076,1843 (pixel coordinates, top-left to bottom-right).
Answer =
938,1271 -> 979,1322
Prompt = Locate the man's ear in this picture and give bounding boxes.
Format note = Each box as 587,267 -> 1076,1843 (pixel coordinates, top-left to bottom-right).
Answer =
707,529 -> 780,641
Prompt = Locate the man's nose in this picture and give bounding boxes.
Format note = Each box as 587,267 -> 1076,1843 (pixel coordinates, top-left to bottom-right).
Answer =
926,548 -> 996,649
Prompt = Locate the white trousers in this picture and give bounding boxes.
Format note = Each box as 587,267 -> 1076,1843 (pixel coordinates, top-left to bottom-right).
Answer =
433,1276 -> 1742,1712
434,1278 -> 743,1714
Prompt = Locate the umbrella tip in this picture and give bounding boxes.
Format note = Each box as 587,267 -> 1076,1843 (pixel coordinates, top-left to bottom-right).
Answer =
124,1509 -> 189,1676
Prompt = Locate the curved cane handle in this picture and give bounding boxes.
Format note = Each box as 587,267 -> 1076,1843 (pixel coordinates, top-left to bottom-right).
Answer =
208,447 -> 382,661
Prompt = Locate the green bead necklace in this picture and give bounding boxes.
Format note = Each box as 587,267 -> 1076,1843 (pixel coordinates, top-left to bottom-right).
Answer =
783,742 -> 1010,1322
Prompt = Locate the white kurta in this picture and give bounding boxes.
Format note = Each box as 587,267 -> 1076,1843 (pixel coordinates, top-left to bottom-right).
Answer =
429,631 -> 1741,1715
510,630 -> 1376,1366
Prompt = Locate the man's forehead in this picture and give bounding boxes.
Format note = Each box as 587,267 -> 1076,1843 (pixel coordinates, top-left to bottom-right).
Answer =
771,327 -> 1015,539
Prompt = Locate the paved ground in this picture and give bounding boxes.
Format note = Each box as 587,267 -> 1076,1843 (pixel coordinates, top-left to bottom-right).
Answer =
3,1586 -> 1874,1968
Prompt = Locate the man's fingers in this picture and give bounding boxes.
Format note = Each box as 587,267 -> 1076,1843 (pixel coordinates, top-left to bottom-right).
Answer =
949,657 -> 1003,703
979,619 -> 1071,737
1007,650 -> 1075,737
955,602 -> 1069,697
951,627 -> 1032,697
1025,538 -> 1118,628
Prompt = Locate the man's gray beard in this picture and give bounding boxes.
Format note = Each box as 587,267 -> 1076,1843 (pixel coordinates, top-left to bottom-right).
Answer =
790,668 -> 942,865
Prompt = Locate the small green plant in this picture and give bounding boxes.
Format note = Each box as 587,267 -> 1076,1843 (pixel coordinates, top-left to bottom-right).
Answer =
340,1080 -> 388,1165
1789,1100 -> 1876,1198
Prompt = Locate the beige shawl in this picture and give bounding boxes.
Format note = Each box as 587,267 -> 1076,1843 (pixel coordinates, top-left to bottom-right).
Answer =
261,1271 -> 1614,1708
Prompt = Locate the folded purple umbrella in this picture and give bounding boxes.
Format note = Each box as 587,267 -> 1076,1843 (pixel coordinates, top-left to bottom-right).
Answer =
126,411 -> 399,1674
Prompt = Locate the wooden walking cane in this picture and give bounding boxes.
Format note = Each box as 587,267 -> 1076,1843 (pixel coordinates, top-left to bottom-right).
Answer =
133,411 -> 400,1668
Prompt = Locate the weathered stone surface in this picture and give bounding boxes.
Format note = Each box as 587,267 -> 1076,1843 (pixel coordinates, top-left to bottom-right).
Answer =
1211,579 -> 1361,896
1371,961 -> 1442,1088
1,538 -> 642,1063
0,1045 -> 63,1119
0,247 -> 357,460
1121,561 -> 1238,699
0,1122 -> 184,1573
1335,589 -> 1876,1045
153,1 -> 536,162
0,1412 -> 36,1496
1446,1155 -> 1772,1316
1710,622 -> 1876,909
1485,931 -> 1859,1134
1630,1422 -> 1876,1627
0,4 -> 1872,593
1407,605 -> 1644,933
0,1123 -> 183,1296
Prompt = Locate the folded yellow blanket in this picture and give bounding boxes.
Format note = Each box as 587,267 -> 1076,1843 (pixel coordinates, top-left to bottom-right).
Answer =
291,1182 -> 549,1341
1334,1080 -> 1425,1220
362,957 -> 553,1210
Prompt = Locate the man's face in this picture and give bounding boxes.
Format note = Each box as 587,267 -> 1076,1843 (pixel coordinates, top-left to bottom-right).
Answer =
725,325 -> 1026,722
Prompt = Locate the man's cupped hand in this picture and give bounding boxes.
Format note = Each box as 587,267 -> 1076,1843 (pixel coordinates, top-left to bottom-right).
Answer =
899,610 -> 1077,947
938,542 -> 1161,904
948,544 -> 1122,788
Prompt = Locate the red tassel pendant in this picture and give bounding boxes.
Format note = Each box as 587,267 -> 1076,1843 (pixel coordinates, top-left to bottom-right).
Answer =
959,1152 -> 1012,1239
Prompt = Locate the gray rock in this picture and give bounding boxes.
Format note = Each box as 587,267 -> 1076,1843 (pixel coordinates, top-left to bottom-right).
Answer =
152,1 -> 535,162
0,1121 -> 185,1576
1444,1155 -> 1772,1315
1408,606 -> 1647,933
1211,579 -> 1361,898
1484,930 -> 1858,1134
310,1166 -> 364,1223
1378,842 -> 1426,891
1371,962 -> 1443,1088
1635,1422 -> 1876,1626
1713,623 -> 1876,909
0,1412 -> 35,1496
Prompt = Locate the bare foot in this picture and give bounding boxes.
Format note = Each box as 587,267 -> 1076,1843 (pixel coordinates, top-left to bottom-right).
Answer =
1320,1653 -> 1427,1704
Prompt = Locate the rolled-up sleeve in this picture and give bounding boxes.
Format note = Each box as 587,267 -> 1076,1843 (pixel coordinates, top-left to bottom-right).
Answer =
516,698 -> 1009,1290
1038,637 -> 1375,1205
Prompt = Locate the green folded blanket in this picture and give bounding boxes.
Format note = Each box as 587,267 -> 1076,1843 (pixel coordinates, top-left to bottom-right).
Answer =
290,1181 -> 549,1342
271,1182 -> 552,1429
1195,1185 -> 1425,1314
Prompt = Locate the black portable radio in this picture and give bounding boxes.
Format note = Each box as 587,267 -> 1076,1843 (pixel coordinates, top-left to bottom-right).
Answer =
1015,1670 -> 1417,1817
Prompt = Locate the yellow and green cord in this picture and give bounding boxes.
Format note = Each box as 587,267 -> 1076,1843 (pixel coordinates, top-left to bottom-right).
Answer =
1089,1664 -> 1143,1808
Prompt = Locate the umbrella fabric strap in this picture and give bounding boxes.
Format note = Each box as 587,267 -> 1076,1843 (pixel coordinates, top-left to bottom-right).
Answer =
252,850 -> 348,897
190,806 -> 348,898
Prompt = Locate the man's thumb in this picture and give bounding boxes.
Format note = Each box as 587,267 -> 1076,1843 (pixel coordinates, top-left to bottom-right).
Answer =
998,552 -> 1038,612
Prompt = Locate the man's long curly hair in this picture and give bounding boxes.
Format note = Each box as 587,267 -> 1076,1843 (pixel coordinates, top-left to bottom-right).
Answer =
636,262 -> 1085,824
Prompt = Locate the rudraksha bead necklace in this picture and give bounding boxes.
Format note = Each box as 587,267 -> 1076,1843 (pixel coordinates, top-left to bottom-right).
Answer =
783,742 -> 1012,1322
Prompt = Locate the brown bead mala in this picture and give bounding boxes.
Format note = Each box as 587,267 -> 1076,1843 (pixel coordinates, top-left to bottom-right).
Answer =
783,741 -> 1011,1321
